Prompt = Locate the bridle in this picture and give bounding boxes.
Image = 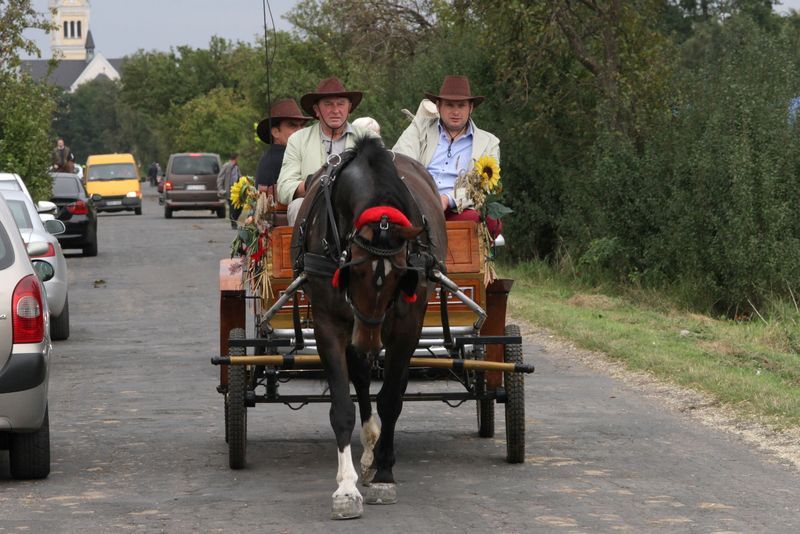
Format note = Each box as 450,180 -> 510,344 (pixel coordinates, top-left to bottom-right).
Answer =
333,211 -> 417,327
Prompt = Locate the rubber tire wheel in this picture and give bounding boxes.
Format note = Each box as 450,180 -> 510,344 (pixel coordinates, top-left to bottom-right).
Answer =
50,295 -> 70,341
9,407 -> 50,479
227,328 -> 247,469
164,205 -> 172,219
134,207 -> 142,215
216,206 -> 226,219
83,230 -> 98,257
476,365 -> 494,437
504,324 -> 525,463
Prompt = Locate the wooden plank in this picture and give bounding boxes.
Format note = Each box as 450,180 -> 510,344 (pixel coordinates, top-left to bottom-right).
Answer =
219,258 -> 246,389
271,226 -> 294,278
444,220 -> 481,273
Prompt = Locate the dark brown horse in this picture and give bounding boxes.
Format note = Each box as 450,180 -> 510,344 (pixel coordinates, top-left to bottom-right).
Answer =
291,136 -> 446,519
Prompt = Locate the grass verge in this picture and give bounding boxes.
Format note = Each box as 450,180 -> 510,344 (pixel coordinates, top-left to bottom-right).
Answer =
502,262 -> 800,429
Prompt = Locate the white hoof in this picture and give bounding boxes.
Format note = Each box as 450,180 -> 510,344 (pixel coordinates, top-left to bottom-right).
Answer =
331,494 -> 363,519
365,482 -> 397,505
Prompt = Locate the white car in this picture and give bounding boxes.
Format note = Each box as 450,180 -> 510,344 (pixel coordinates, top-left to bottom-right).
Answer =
0,172 -> 32,199
0,195 -> 53,479
0,190 -> 69,340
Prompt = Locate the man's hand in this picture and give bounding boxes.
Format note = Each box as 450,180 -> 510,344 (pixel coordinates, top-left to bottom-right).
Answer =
440,194 -> 450,211
293,180 -> 306,200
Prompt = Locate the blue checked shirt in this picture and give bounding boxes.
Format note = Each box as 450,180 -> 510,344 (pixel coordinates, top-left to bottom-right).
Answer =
427,122 -> 474,207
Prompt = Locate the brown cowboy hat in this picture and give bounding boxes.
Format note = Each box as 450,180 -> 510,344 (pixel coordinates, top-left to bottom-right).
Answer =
299,76 -> 363,117
256,99 -> 311,143
424,75 -> 485,107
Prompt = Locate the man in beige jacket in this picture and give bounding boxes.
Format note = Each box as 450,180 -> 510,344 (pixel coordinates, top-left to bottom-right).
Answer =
277,76 -> 377,225
392,75 -> 502,237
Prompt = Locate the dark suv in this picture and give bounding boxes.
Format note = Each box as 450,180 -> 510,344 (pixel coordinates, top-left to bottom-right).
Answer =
162,153 -> 224,219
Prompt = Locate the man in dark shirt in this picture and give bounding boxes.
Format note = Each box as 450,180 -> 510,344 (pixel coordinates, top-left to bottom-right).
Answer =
255,99 -> 310,195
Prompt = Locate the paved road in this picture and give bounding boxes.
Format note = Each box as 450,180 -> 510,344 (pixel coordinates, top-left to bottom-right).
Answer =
1,187 -> 798,532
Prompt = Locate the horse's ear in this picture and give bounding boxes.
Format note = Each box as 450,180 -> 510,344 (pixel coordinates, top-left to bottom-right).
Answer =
394,225 -> 423,241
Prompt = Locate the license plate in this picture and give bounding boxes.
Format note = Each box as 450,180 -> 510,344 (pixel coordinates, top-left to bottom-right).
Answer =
186,184 -> 206,191
106,200 -> 122,206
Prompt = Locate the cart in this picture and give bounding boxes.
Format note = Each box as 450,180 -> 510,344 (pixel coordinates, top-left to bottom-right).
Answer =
213,218 -> 533,469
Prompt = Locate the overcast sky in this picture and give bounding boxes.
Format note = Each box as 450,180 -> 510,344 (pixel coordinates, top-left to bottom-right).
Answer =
22,0 -> 299,59
20,0 -> 800,60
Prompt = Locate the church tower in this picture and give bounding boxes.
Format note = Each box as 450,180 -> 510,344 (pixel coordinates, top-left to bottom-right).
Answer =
50,0 -> 91,60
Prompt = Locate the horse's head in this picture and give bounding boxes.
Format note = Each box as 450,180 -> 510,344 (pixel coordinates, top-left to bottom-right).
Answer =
333,206 -> 423,358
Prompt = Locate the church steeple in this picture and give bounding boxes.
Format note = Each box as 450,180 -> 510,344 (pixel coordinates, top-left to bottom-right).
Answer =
50,0 -> 91,60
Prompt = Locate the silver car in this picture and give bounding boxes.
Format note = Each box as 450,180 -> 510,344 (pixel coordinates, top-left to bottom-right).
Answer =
0,195 -> 54,479
0,190 -> 70,340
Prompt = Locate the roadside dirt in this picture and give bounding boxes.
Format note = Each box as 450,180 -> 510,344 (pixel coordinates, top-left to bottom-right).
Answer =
514,318 -> 800,472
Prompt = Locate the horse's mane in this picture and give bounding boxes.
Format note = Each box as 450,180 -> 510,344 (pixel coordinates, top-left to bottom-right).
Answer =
336,136 -> 413,215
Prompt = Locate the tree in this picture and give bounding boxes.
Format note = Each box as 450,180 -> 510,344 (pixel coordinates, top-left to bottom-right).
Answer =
0,0 -> 57,199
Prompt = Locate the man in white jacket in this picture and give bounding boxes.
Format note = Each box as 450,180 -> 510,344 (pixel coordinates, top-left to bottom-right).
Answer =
392,75 -> 502,237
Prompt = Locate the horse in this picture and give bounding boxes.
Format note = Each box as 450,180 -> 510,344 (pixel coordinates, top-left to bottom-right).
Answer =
291,136 -> 446,519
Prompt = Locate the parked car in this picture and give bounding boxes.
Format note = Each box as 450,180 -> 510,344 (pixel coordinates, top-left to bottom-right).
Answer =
0,195 -> 54,479
84,153 -> 142,215
0,172 -> 32,199
50,172 -> 99,256
162,153 -> 224,219
0,190 -> 69,340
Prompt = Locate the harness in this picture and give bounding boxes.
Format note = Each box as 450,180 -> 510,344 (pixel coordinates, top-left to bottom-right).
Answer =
292,151 -> 441,327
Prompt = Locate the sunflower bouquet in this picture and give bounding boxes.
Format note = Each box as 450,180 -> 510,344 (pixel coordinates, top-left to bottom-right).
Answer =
453,155 -> 512,284
230,176 -> 276,302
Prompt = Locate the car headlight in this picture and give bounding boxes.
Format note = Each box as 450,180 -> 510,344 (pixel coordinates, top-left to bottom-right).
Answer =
126,191 -> 140,198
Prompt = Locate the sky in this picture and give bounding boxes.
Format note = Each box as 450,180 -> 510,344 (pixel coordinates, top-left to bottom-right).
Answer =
20,0 -> 800,60
22,0 -> 300,59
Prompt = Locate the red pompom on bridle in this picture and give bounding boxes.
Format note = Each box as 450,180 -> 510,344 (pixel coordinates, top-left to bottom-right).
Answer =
354,206 -> 411,230
332,268 -> 341,288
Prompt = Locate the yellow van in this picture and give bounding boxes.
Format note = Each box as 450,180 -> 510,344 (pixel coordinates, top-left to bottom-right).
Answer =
84,153 -> 142,215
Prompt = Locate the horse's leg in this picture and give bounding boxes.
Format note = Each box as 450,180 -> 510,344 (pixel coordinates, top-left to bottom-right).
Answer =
317,320 -> 363,520
365,339 -> 414,505
346,345 -> 380,485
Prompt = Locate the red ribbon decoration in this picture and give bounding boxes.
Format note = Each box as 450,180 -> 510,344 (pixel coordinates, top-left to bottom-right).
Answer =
332,268 -> 341,288
355,206 -> 411,230
402,293 -> 417,303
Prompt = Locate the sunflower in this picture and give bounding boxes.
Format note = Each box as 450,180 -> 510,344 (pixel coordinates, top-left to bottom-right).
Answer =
475,155 -> 501,193
230,176 -> 251,209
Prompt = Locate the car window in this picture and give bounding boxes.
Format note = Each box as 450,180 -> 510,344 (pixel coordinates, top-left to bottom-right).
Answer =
0,180 -> 22,191
53,176 -> 81,196
171,156 -> 219,175
0,223 -> 13,270
6,199 -> 33,229
88,163 -> 137,181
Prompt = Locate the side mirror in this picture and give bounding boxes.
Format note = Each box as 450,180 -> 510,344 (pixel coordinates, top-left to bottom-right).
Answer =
91,193 -> 102,202
26,242 -> 50,257
31,259 -> 55,282
37,200 -> 57,214
44,219 -> 66,235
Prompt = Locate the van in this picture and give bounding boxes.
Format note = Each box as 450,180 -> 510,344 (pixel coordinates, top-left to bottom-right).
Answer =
84,153 -> 142,215
162,152 -> 224,219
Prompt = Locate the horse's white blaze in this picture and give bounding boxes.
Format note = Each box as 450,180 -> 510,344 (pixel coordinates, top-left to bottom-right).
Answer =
371,259 -> 378,272
333,445 -> 362,501
384,259 -> 392,275
360,414 -> 381,476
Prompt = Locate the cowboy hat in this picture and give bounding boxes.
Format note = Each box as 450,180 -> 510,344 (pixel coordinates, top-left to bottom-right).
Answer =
256,99 -> 311,144
424,75 -> 485,107
300,76 -> 363,117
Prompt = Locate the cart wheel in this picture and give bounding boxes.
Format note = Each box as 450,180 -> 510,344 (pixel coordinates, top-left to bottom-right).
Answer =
477,396 -> 495,437
504,324 -> 525,463
227,328 -> 247,469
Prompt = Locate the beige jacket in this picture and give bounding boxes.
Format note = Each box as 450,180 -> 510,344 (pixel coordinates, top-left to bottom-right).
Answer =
392,117 -> 500,168
276,122 -> 377,205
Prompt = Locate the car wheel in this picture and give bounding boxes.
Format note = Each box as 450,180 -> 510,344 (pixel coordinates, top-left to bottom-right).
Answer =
216,206 -> 226,219
9,407 -> 50,479
50,295 -> 70,341
164,205 -> 172,219
134,207 -> 142,215
83,230 -> 98,257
